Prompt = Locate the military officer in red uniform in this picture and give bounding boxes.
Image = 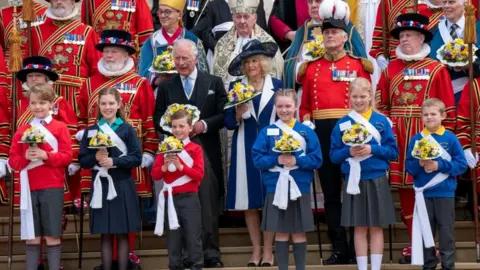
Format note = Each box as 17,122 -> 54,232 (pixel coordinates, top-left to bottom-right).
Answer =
0,47 -> 9,204
81,0 -> 154,62
298,17 -> 372,265
370,0 -> 444,70
77,29 -> 158,270
30,0 -> 100,119
375,13 -> 456,264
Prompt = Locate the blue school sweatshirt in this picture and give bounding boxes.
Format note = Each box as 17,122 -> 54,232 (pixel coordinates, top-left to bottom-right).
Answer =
251,121 -> 323,194
330,111 -> 399,180
405,128 -> 467,198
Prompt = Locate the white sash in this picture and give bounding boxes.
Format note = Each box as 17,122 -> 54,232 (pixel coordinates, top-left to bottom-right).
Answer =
269,120 -> 306,210
234,76 -> 276,210
20,122 -> 58,240
345,111 -> 382,195
439,19 -> 453,45
90,124 -> 128,209
154,149 -> 194,236
411,132 -> 452,266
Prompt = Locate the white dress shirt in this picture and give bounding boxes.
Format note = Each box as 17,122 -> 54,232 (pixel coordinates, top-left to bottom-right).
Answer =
446,15 -> 465,39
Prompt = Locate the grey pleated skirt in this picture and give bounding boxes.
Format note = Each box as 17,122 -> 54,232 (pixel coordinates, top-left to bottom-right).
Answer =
261,193 -> 314,233
341,175 -> 397,227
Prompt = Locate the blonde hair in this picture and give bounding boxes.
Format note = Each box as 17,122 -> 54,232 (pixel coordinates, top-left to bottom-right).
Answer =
241,55 -> 272,77
27,83 -> 56,102
422,98 -> 446,114
274,88 -> 298,105
96,87 -> 127,121
349,78 -> 375,109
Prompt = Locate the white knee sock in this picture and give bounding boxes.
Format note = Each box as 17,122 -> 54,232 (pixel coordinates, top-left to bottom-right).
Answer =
371,254 -> 383,270
356,256 -> 368,270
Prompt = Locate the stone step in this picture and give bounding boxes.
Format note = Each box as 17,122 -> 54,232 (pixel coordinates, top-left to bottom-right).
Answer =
0,243 -> 477,269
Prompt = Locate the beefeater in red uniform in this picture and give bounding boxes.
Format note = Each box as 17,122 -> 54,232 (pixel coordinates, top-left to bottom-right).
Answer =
375,13 -> 456,264
30,0 -> 100,119
77,29 -> 158,269
298,17 -> 373,265
370,0 -> 445,70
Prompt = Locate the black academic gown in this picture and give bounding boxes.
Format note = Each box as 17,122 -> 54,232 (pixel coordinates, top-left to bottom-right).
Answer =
153,71 -> 227,260
189,0 -> 268,52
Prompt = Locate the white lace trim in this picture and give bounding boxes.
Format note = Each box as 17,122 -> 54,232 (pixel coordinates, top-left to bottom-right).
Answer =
97,58 -> 135,77
396,44 -> 431,62
46,7 -> 79,21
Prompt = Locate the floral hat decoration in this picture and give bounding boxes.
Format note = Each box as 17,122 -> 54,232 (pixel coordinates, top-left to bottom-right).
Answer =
160,103 -> 201,133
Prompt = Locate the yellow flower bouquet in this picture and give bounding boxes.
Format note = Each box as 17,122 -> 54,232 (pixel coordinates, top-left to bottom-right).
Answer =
273,134 -> 302,153
342,123 -> 372,146
411,138 -> 442,160
88,131 -> 115,149
304,35 -> 325,59
224,82 -> 261,109
158,136 -> 183,154
149,47 -> 177,74
160,103 -> 200,133
21,126 -> 45,146
436,38 -> 477,67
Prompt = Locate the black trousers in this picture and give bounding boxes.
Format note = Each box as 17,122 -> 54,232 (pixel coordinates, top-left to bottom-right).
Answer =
423,198 -> 455,270
314,119 -> 353,255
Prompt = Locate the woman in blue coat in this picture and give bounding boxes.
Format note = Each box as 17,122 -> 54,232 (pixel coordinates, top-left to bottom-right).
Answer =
224,40 -> 282,266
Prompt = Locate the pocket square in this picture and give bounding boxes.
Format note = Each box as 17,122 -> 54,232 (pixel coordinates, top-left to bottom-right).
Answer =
208,90 -> 215,95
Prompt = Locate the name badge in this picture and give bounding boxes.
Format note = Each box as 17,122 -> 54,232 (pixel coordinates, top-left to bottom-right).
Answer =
339,121 -> 352,131
87,130 -> 98,138
267,128 -> 280,136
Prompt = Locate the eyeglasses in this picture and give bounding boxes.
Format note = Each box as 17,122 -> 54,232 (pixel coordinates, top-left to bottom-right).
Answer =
158,9 -> 176,16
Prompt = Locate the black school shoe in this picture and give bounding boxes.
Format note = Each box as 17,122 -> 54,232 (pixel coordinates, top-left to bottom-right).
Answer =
323,252 -> 349,265
205,258 -> 224,268
93,261 -> 119,270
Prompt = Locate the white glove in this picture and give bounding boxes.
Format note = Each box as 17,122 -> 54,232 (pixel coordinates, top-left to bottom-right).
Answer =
464,148 -> 479,169
75,129 -> 85,142
0,160 -> 6,178
302,120 -> 316,130
68,164 -> 81,176
141,153 -> 154,168
377,55 -> 389,70
242,111 -> 251,119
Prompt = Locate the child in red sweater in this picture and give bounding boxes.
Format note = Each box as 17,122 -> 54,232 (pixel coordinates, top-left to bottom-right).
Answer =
8,84 -> 73,270
151,109 -> 204,270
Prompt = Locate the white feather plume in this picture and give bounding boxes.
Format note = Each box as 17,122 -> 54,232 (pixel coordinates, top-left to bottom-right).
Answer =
319,0 -> 351,24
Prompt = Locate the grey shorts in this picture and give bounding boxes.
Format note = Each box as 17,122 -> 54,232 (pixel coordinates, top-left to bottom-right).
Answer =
31,188 -> 64,238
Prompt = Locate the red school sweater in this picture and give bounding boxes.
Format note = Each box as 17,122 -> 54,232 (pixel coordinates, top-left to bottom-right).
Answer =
8,119 -> 73,191
151,141 -> 204,195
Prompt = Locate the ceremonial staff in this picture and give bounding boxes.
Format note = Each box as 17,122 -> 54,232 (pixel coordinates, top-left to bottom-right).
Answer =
7,7 -> 23,270
21,0 -> 35,57
380,0 -> 393,263
465,2 -> 480,263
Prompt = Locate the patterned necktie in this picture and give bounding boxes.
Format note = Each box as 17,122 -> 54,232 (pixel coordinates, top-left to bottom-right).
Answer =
450,24 -> 459,39
184,77 -> 192,97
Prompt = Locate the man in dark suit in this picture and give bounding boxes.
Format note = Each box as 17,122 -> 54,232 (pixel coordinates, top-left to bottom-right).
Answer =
154,39 -> 227,268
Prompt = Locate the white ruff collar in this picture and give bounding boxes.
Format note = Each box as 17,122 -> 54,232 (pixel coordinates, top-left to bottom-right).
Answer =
22,81 -> 54,91
98,58 -> 134,77
46,7 -> 79,21
396,44 -> 431,62
425,0 -> 441,9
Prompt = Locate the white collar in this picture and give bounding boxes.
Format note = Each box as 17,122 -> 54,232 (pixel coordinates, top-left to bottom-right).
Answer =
446,15 -> 465,30
22,81 -> 54,92
182,137 -> 191,146
97,58 -> 135,77
396,43 -> 431,61
181,67 -> 198,81
32,114 -> 53,125
425,0 -> 442,9
46,7 -> 79,21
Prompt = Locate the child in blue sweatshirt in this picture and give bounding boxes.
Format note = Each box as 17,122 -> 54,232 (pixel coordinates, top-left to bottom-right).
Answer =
406,98 -> 467,269
330,78 -> 398,270
251,89 -> 322,270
